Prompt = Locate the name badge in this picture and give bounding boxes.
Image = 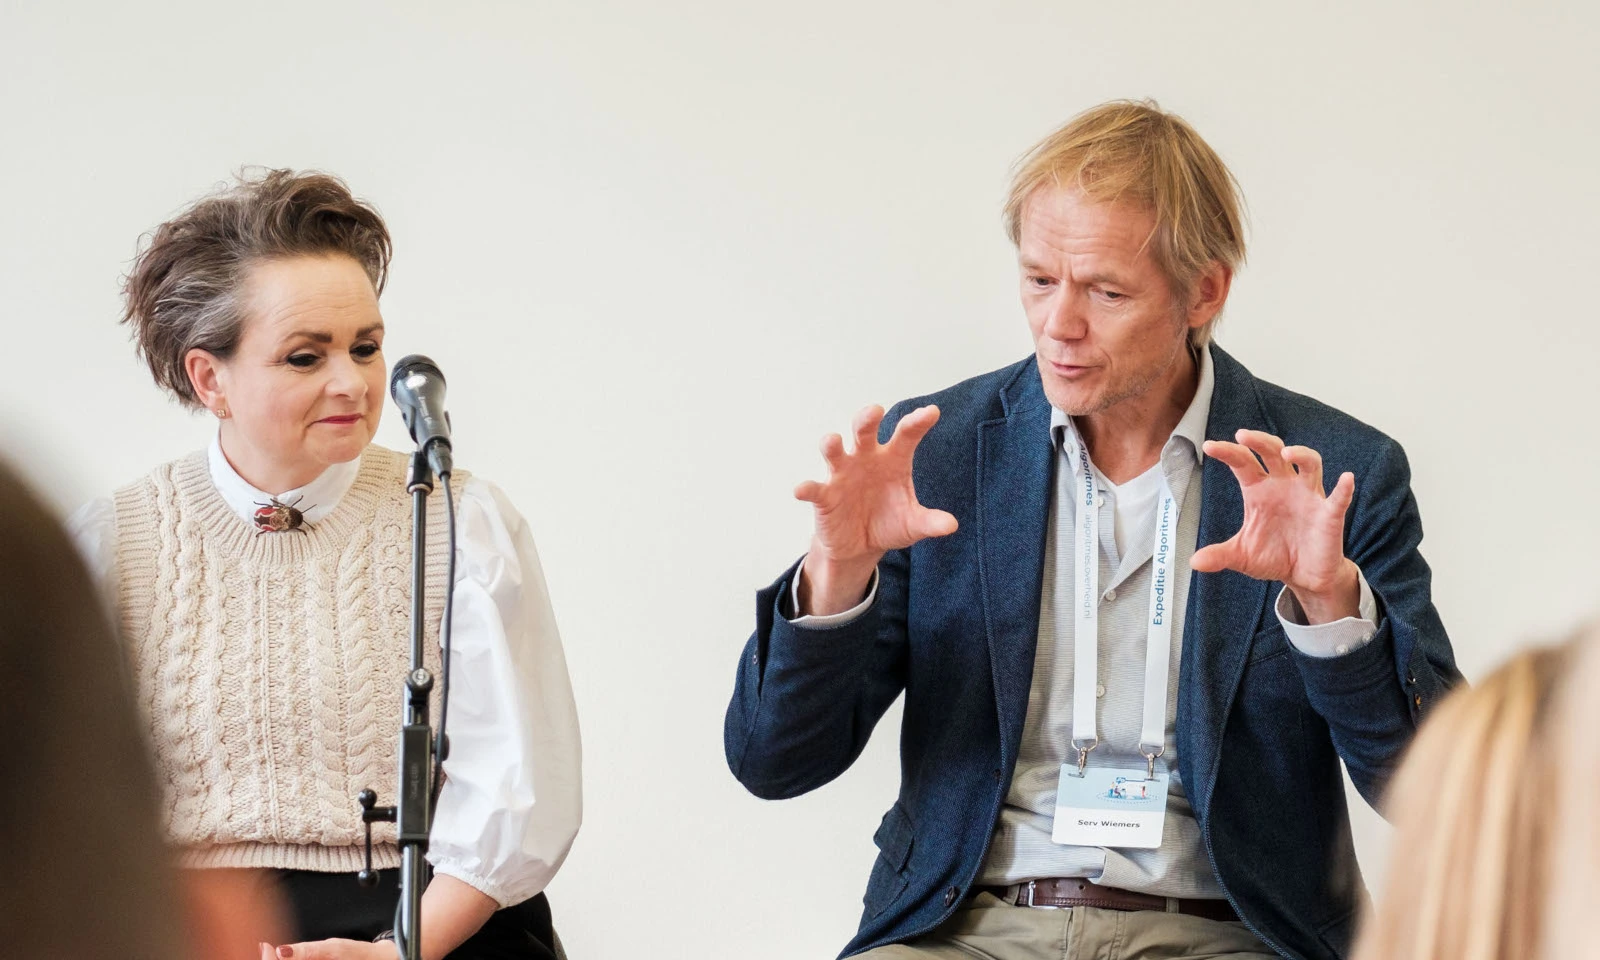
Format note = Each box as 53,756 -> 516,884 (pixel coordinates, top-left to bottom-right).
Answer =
1052,762 -> 1169,849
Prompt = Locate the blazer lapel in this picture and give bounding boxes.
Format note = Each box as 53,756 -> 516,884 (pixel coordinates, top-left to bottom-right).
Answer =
976,362 -> 1055,771
1178,346 -> 1275,822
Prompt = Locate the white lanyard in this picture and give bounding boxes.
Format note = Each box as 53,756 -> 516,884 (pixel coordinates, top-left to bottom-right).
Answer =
1067,443 -> 1179,777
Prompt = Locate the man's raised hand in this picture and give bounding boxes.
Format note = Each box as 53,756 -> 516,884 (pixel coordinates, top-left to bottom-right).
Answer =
1190,429 -> 1360,624
793,404 -> 957,615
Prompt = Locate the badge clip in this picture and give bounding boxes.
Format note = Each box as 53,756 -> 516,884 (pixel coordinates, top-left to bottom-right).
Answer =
1071,738 -> 1098,776
1139,743 -> 1165,780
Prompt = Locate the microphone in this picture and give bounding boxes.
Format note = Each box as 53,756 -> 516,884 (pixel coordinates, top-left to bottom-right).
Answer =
389,354 -> 453,476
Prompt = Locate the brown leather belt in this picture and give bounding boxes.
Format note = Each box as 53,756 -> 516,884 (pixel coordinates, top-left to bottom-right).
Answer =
982,879 -> 1239,922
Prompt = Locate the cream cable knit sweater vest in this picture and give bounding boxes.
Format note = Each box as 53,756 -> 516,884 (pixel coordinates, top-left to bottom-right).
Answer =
112,445 -> 465,873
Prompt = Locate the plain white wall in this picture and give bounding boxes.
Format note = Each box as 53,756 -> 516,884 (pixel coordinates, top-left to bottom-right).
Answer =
2,2 -> 1597,956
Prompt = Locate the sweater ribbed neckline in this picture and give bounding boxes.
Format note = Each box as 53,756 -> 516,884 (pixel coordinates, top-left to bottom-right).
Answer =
170,446 -> 402,566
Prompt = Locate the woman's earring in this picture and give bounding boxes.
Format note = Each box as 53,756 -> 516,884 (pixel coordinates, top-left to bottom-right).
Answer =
215,406 -> 229,420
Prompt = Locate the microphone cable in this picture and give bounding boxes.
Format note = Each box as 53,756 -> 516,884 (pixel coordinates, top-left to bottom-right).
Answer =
432,470 -> 456,807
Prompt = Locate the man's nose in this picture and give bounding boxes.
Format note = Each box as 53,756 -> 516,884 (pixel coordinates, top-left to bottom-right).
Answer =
1041,292 -> 1089,341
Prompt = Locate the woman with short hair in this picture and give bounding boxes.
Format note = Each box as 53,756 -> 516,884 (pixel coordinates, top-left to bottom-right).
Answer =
71,168 -> 581,960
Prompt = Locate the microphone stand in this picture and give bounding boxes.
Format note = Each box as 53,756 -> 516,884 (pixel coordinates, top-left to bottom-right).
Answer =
356,448 -> 447,960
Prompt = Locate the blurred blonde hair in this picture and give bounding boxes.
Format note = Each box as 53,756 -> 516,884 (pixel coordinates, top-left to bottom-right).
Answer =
1352,636 -> 1584,960
1540,628 -> 1600,958
1003,99 -> 1246,347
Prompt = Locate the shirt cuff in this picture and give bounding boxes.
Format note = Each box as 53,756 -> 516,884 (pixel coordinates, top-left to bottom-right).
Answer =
783,555 -> 879,627
1275,570 -> 1380,659
425,856 -> 521,909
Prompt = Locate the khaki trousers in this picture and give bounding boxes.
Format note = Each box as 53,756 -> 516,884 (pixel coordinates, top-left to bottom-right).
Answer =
856,893 -> 1276,960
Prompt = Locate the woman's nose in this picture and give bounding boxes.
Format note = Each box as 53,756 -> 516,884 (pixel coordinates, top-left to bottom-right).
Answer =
326,357 -> 368,399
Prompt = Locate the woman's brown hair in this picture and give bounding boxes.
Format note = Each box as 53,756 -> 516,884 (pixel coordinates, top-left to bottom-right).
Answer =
121,168 -> 392,409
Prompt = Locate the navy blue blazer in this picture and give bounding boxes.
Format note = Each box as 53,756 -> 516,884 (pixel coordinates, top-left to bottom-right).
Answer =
725,346 -> 1462,959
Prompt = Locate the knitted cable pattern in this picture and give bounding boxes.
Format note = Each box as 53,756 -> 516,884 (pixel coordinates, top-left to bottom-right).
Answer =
113,445 -> 460,872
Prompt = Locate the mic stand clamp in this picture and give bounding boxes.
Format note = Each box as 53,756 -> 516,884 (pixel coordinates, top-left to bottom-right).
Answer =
357,790 -> 395,888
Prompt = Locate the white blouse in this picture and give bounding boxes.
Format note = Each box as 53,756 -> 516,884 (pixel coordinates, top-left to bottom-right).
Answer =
69,436 -> 582,907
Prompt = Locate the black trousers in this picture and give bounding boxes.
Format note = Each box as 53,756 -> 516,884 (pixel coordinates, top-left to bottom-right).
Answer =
279,869 -> 558,960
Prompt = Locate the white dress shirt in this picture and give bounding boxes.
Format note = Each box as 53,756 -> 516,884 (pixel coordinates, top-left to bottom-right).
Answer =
70,436 -> 582,907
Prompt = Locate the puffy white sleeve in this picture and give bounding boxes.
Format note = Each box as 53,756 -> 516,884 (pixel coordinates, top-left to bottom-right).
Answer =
65,497 -> 119,613
426,477 -> 583,907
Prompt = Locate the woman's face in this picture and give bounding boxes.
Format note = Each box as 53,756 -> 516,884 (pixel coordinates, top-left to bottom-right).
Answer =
189,254 -> 387,492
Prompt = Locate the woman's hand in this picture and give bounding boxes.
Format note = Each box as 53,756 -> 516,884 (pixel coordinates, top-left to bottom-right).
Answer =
261,939 -> 395,960
262,874 -> 496,960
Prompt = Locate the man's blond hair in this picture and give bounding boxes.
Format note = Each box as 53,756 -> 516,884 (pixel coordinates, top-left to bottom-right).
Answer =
1003,100 -> 1246,347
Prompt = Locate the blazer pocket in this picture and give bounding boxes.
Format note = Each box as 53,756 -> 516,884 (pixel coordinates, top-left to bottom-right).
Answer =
1247,618 -> 1291,664
864,802 -> 914,918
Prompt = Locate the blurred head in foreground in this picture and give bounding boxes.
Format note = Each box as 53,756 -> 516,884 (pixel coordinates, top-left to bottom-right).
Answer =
1353,624 -> 1600,960
0,457 -> 184,957
0,458 -> 282,958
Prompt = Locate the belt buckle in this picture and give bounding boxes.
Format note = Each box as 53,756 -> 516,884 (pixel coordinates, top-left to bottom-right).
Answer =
1019,880 -> 1037,907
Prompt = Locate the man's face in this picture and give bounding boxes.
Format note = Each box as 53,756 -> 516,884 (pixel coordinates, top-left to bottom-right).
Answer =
1018,185 -> 1199,416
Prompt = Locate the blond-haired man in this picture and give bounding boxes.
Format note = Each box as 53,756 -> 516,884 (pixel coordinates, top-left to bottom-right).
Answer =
725,101 -> 1462,960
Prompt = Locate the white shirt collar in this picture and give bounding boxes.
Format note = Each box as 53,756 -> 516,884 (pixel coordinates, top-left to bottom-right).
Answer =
1051,346 -> 1216,477
206,432 -> 362,527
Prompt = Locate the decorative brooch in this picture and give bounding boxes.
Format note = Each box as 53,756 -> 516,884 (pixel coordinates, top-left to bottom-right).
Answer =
254,496 -> 311,534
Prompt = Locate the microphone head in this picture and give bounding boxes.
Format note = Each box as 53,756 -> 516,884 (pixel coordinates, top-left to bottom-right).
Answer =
389,354 -> 445,404
388,354 -> 453,474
